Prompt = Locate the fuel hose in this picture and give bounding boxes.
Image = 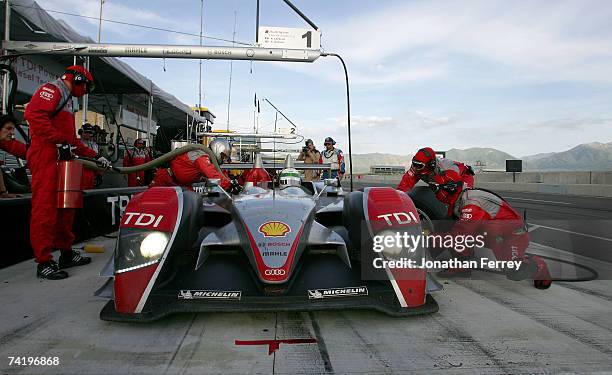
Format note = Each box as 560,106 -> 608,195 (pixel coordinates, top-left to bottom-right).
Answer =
76,143 -> 224,175
474,254 -> 599,282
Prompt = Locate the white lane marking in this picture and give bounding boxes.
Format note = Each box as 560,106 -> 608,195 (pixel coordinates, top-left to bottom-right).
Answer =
528,224 -> 541,232
503,196 -> 573,205
529,224 -> 612,242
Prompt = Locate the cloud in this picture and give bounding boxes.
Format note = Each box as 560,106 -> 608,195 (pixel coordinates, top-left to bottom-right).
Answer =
407,111 -> 459,126
328,115 -> 396,128
37,0 -> 190,39
306,0 -> 612,85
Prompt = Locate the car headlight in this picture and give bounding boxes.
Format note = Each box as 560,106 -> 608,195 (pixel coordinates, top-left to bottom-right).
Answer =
115,228 -> 170,273
376,230 -> 404,259
376,229 -> 424,260
140,232 -> 169,258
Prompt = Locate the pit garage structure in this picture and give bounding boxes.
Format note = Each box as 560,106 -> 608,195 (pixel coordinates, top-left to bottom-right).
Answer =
0,0 -> 208,157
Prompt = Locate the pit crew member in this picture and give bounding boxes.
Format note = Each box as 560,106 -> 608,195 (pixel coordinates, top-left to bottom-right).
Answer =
79,123 -> 102,189
123,138 -> 152,187
430,170 -> 551,289
150,138 -> 242,194
24,65 -> 109,280
0,115 -> 27,197
397,147 -> 475,194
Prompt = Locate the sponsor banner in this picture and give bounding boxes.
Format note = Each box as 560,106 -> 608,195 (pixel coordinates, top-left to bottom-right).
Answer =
6,55 -> 64,96
178,290 -> 242,301
308,286 -> 368,299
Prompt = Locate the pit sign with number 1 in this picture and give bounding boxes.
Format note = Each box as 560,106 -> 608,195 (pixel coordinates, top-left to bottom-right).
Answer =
258,26 -> 321,50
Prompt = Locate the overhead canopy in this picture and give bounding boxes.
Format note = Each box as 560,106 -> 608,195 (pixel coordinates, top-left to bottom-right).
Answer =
1,0 -> 205,127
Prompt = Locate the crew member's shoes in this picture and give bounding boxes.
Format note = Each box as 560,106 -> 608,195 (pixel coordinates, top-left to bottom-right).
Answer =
436,268 -> 472,278
58,250 -> 91,269
532,256 -> 552,290
37,261 -> 68,280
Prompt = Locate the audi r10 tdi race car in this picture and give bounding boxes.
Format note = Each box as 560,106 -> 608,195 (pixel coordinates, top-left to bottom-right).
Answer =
98,166 -> 444,322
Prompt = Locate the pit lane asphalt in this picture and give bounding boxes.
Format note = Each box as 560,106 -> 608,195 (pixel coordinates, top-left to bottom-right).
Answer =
1,186 -> 611,374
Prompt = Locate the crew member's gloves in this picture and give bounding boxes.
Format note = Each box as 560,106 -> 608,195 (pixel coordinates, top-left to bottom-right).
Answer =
428,182 -> 441,193
57,143 -> 73,161
97,156 -> 111,169
227,178 -> 243,195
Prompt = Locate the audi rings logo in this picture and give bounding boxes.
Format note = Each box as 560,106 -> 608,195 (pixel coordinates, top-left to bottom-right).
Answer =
264,268 -> 286,276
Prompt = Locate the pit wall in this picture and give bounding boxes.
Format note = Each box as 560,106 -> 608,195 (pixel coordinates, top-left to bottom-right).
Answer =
350,171 -> 612,198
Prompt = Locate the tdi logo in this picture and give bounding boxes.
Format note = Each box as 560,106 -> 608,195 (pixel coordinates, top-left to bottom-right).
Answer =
377,212 -> 419,226
122,212 -> 164,227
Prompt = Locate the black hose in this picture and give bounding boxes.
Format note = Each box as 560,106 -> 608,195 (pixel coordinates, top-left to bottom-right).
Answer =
474,253 -> 599,282
0,63 -> 29,144
77,143 -> 224,175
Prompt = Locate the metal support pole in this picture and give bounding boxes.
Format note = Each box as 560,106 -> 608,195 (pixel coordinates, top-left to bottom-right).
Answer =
281,0 -> 319,31
147,81 -> 153,141
321,53 -> 353,191
97,0 -> 104,43
2,41 -> 322,63
81,56 -> 89,124
255,0 -> 260,44
198,0 -> 203,109
2,0 -> 11,114
185,114 -> 189,142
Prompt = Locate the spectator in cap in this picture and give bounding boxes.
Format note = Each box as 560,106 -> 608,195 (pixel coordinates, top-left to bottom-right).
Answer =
319,137 -> 345,180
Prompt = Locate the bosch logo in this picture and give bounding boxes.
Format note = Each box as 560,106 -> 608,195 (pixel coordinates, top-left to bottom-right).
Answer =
377,212 -> 419,226
264,269 -> 286,276
122,212 -> 164,228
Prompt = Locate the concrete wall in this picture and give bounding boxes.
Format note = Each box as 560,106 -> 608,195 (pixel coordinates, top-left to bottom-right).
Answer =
351,172 -> 612,198
475,171 -> 612,185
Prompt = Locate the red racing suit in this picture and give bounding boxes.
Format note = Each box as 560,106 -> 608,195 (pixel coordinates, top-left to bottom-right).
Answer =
397,157 -> 474,192
123,147 -> 152,187
24,79 -> 97,263
0,139 -> 27,159
448,189 -> 528,262
80,139 -> 100,190
150,150 -> 230,189
444,189 -> 549,280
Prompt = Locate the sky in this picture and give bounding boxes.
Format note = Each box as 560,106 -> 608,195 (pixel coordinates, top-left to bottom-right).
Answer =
33,0 -> 612,157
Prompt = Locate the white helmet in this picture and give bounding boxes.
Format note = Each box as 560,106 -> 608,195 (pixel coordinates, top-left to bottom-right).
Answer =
278,168 -> 301,189
209,138 -> 231,164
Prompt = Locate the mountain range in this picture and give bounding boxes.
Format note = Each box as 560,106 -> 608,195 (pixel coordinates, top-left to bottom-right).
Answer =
346,141 -> 612,172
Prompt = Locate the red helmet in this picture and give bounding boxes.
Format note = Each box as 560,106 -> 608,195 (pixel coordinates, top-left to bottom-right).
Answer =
411,147 -> 436,175
430,170 -> 463,206
62,65 -> 94,97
